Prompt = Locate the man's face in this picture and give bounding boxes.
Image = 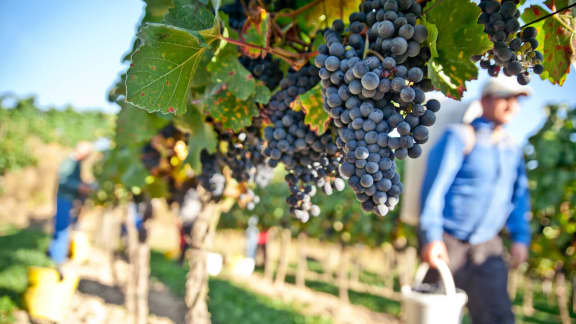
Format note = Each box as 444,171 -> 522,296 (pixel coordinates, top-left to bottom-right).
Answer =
481,95 -> 520,125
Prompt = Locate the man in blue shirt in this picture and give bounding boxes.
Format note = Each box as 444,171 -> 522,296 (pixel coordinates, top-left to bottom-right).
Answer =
48,142 -> 94,266
419,78 -> 531,324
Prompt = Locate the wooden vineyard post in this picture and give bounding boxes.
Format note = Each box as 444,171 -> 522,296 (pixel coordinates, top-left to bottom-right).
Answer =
263,227 -> 276,282
522,278 -> 534,316
135,199 -> 153,324
125,204 -> 138,324
350,246 -> 360,286
124,199 -> 154,324
296,233 -> 307,288
274,227 -> 291,286
338,244 -> 349,303
555,272 -> 571,324
185,189 -> 223,324
382,243 -> 395,292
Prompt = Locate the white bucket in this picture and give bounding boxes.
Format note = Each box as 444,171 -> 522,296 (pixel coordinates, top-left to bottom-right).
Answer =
402,260 -> 468,324
206,252 -> 223,276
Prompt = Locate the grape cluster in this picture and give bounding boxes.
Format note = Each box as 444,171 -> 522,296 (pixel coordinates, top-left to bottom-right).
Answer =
141,143 -> 161,171
198,150 -> 226,199
222,0 -> 246,30
239,55 -> 284,90
314,0 -> 440,216
218,122 -> 275,188
263,66 -> 345,221
476,0 -> 543,85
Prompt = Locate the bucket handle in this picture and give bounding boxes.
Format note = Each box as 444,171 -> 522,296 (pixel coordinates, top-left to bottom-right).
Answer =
412,259 -> 457,296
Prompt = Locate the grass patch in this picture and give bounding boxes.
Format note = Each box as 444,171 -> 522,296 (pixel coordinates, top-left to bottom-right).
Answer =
149,251 -> 331,324
0,227 -> 53,324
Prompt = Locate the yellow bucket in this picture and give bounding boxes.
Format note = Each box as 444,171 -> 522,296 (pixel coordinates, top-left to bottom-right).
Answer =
69,231 -> 90,263
163,248 -> 181,260
24,267 -> 79,322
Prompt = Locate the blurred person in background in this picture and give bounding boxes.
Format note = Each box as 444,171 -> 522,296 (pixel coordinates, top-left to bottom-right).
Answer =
48,141 -> 94,267
419,77 -> 532,324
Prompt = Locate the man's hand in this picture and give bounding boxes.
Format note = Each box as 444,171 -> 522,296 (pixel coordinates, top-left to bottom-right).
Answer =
422,241 -> 449,268
510,243 -> 528,268
78,184 -> 93,196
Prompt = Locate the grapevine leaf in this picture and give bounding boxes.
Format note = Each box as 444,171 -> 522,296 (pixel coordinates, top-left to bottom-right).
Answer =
164,0 -> 215,31
108,147 -> 149,188
126,23 -> 219,114
203,86 -> 259,131
179,105 -> 218,173
299,0 -> 363,33
115,105 -> 170,147
291,84 -> 330,135
207,44 -> 256,100
253,82 -> 272,104
423,0 -> 492,99
242,8 -> 270,57
544,0 -> 570,10
522,5 -> 574,85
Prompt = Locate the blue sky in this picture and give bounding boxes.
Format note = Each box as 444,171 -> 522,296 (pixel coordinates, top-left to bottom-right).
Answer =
0,1 -> 575,141
0,1 -> 144,113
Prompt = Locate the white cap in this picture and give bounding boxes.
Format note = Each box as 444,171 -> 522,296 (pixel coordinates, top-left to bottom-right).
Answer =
481,76 -> 532,98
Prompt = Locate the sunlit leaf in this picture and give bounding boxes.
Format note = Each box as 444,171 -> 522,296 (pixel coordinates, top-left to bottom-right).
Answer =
291,84 -> 330,135
423,0 -> 492,99
522,5 -> 575,85
126,23 -> 219,114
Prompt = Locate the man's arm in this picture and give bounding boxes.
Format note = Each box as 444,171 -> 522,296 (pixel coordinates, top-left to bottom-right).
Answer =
419,127 -> 467,265
506,154 -> 531,267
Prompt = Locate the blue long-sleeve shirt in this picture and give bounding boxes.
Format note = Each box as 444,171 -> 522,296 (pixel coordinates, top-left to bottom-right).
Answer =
57,156 -> 83,201
419,117 -> 531,246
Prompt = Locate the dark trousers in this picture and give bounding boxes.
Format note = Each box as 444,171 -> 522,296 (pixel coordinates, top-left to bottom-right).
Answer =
425,234 -> 515,324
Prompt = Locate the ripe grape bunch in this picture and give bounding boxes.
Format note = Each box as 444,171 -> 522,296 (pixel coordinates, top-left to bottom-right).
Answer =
315,0 -> 440,216
263,66 -> 346,222
476,0 -> 543,85
198,150 -> 226,200
240,55 -> 284,90
218,122 -> 275,188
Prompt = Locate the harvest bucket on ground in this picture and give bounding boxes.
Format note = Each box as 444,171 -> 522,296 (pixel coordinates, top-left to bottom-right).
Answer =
24,266 -> 79,322
401,260 -> 467,324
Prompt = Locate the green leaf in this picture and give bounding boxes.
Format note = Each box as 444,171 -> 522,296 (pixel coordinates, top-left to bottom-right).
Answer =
208,44 -> 256,100
522,5 -> 575,85
115,105 -> 170,147
253,83 -> 272,104
164,0 -> 215,30
423,0 -> 492,99
203,86 -> 259,131
178,105 -> 218,173
126,23 -> 219,114
292,84 -> 330,135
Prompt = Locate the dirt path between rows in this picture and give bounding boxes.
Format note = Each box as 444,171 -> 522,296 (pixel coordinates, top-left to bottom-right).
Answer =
14,246 -> 399,324
230,273 -> 401,324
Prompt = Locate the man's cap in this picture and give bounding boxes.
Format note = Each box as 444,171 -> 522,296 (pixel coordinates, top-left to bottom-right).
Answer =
481,76 -> 532,98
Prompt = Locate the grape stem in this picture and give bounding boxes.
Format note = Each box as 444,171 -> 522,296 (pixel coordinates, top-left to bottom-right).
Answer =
218,35 -> 306,65
521,2 -> 576,33
365,49 -> 387,64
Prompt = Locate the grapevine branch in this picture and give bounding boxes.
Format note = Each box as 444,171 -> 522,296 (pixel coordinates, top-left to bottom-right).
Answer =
521,2 -> 576,31
218,36 -> 314,67
276,0 -> 325,18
